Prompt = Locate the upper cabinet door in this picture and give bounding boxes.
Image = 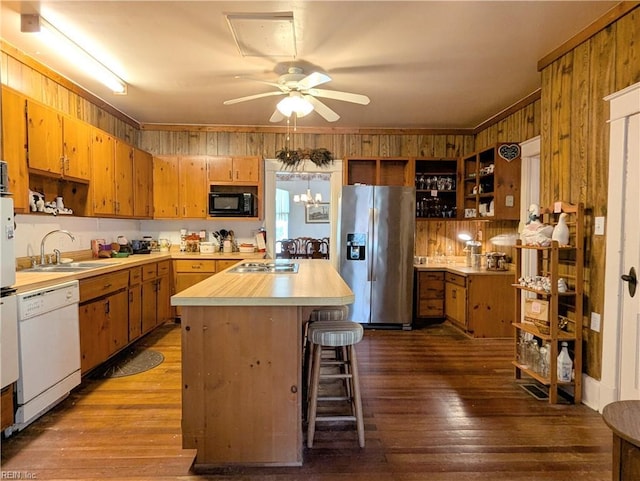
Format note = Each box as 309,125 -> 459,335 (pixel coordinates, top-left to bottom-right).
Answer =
179,156 -> 207,218
91,128 -> 116,216
1,87 -> 29,213
133,148 -> 153,218
153,155 -> 180,218
62,117 -> 91,181
26,100 -> 63,175
207,156 -> 234,182
233,156 -> 260,183
114,140 -> 134,217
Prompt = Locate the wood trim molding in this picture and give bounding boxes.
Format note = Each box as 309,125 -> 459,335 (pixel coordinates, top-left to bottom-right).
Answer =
1,40 -> 140,129
537,1 -> 640,71
139,123 -> 474,136
472,89 -> 541,135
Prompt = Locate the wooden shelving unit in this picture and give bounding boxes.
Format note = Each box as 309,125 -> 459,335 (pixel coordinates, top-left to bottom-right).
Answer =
414,157 -> 459,220
512,201 -> 584,404
461,142 -> 521,220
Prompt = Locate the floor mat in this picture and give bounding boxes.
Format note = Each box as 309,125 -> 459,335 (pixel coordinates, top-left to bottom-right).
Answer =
99,348 -> 164,378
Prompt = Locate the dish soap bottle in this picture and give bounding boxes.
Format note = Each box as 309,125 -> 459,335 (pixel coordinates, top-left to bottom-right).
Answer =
557,342 -> 573,382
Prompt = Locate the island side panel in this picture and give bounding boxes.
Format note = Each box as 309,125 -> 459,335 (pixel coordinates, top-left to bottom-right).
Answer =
181,305 -> 302,467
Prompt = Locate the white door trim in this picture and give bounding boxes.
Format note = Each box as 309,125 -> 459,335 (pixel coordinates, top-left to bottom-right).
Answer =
600,81 -> 640,411
264,159 -> 343,269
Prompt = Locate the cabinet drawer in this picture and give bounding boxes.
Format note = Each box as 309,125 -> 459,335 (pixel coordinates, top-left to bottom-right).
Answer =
129,266 -> 142,285
418,280 -> 445,299
445,272 -> 466,287
174,259 -> 216,273
418,299 -> 444,317
142,263 -> 158,281
217,259 -> 241,271
157,260 -> 170,276
80,270 -> 129,302
419,271 -> 444,281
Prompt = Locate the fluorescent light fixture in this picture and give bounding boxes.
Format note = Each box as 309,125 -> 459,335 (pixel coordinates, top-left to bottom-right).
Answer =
277,92 -> 313,117
21,14 -> 127,94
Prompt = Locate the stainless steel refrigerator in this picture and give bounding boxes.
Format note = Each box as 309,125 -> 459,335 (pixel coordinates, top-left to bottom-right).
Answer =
339,185 -> 415,329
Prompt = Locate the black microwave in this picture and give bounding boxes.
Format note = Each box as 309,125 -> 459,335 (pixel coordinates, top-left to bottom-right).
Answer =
208,192 -> 255,217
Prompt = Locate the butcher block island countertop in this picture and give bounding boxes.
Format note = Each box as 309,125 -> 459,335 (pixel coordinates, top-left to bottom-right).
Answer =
172,259 -> 354,469
172,259 -> 354,307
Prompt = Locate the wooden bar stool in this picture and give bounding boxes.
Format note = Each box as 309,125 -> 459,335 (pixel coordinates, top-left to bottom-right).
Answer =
302,307 -> 349,421
306,320 -> 364,448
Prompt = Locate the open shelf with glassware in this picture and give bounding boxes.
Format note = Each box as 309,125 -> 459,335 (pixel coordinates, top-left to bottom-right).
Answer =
414,158 -> 459,220
512,201 -> 584,404
461,143 -> 521,220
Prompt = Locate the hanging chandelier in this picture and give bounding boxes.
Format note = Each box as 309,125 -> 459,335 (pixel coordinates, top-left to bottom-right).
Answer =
293,174 -> 322,205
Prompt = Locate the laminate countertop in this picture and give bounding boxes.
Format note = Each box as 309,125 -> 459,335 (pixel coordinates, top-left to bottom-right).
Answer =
171,259 -> 354,307
13,251 -> 265,292
414,262 -> 515,276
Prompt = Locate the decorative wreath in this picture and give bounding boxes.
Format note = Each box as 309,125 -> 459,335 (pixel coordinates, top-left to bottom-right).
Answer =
275,148 -> 334,168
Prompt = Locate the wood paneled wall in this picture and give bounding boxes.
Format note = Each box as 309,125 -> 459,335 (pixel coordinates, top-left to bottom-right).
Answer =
532,7 -> 639,380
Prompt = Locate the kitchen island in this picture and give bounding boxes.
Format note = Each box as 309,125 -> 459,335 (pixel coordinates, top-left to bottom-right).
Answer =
171,259 -> 354,468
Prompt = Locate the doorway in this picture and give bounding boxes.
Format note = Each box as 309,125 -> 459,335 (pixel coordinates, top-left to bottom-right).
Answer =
601,81 -> 640,408
263,159 -> 343,268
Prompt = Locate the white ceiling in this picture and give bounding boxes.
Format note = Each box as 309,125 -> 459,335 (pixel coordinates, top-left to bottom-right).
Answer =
0,1 -> 618,129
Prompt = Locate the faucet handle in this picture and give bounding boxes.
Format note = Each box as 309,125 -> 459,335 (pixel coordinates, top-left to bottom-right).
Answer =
53,249 -> 61,265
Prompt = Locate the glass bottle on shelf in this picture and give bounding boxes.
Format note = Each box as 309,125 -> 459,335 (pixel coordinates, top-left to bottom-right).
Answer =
557,342 -> 573,382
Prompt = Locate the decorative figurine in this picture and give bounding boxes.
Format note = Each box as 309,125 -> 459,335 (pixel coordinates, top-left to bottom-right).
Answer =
521,203 -> 553,246
552,212 -> 570,246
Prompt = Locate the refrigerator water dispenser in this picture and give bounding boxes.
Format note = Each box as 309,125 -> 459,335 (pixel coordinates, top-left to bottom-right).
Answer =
346,233 -> 366,260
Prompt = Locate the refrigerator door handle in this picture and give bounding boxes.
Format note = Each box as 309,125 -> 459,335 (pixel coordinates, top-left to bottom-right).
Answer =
370,207 -> 379,281
367,207 -> 375,281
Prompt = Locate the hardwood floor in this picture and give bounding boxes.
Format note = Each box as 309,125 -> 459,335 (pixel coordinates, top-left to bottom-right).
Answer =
1,321 -> 612,480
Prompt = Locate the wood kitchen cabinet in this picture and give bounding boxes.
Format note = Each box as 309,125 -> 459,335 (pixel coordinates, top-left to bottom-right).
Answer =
114,140 -> 134,217
142,260 -> 171,334
90,128 -> 116,216
208,156 -> 260,184
172,259 -> 242,319
78,270 -> 130,374
153,155 -> 208,219
1,86 -> 29,213
179,156 -> 208,218
445,271 -> 514,338
415,270 -> 445,318
128,266 -> 143,341
26,100 -> 91,182
461,142 -> 521,220
445,272 -> 467,329
133,148 -> 153,218
345,157 -> 413,186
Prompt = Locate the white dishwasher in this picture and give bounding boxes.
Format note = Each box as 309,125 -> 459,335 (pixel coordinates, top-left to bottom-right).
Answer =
14,280 -> 81,431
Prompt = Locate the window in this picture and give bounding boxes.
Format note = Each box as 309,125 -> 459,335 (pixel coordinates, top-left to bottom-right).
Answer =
275,188 -> 290,242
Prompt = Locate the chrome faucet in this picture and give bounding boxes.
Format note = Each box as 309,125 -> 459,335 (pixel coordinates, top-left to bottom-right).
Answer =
40,229 -> 75,265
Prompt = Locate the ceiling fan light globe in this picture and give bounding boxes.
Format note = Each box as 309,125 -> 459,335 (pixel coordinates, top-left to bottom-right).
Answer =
277,94 -> 314,117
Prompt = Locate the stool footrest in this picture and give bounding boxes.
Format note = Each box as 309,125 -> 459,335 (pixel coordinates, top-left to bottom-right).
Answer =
315,415 -> 357,422
318,396 -> 350,401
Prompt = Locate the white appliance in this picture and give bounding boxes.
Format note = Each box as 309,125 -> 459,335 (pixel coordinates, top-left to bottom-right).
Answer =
1,196 -> 19,391
15,280 -> 81,430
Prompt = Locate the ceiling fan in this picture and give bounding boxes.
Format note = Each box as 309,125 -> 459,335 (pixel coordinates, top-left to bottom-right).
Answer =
223,67 -> 370,123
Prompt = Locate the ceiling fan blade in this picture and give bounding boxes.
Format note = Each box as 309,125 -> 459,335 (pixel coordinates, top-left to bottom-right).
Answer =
234,76 -> 288,92
307,88 -> 370,105
223,91 -> 285,105
305,95 -> 340,122
269,109 -> 285,123
297,72 -> 331,90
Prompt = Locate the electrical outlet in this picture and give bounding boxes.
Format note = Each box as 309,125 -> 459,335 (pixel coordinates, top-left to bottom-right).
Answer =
591,312 -> 601,332
505,195 -> 514,207
594,216 -> 605,235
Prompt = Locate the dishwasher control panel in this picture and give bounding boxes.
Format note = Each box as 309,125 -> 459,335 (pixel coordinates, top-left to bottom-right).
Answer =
18,280 -> 80,320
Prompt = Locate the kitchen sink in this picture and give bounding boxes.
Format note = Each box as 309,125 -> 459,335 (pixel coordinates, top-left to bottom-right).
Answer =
228,262 -> 299,273
22,261 -> 120,273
